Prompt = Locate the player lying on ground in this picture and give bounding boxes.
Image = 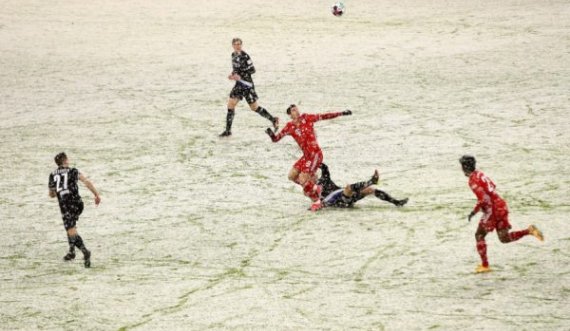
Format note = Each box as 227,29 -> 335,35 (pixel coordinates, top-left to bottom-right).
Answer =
49,152 -> 101,268
220,38 -> 279,137
311,163 -> 408,211
459,155 -> 544,273
266,104 -> 351,203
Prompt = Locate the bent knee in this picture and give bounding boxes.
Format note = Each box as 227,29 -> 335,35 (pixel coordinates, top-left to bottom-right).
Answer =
360,187 -> 374,195
248,102 -> 259,111
498,235 -> 511,243
227,99 -> 238,108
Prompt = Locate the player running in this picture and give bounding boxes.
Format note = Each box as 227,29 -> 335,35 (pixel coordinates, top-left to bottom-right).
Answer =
459,155 -> 544,273
220,38 -> 279,137
49,152 -> 101,268
313,163 -> 408,211
266,104 -> 351,203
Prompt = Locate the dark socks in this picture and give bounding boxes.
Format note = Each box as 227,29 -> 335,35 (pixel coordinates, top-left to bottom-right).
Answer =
374,189 -> 399,205
67,235 -> 75,254
225,109 -> 235,132
69,234 -> 88,254
255,106 -> 275,122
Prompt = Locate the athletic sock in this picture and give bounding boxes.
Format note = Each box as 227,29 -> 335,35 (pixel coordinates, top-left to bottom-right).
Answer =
303,180 -> 319,201
508,229 -> 530,242
374,189 -> 399,205
476,240 -> 489,267
70,234 -> 88,254
225,109 -> 235,132
255,107 -> 275,122
67,235 -> 76,254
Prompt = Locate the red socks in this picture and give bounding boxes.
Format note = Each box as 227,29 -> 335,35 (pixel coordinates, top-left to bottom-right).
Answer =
476,240 -> 489,267
302,180 -> 319,201
476,229 -> 530,267
508,229 -> 530,242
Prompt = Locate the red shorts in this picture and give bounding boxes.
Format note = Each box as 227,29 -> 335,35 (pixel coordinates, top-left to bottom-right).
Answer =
293,151 -> 323,175
478,199 -> 511,232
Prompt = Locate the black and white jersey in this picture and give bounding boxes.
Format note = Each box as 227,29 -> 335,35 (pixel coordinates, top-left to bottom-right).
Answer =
231,51 -> 256,83
49,167 -> 82,209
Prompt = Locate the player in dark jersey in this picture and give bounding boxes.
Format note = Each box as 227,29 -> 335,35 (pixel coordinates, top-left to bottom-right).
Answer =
312,163 -> 408,211
220,38 -> 279,137
48,152 -> 101,268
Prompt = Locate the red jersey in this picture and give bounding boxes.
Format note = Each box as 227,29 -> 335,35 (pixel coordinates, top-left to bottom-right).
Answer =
468,170 -> 505,214
271,112 -> 342,155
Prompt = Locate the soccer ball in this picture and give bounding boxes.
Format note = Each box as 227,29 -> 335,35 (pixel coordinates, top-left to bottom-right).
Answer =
331,2 -> 345,16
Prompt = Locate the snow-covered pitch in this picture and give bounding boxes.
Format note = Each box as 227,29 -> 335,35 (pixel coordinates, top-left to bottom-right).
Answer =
1,0 -> 569,330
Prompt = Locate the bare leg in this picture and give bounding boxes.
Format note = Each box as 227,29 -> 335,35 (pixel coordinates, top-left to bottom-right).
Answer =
248,101 -> 259,111
288,167 -> 301,185
228,98 -> 239,109
360,187 -> 375,196
352,170 -> 407,206
66,227 -> 78,237
297,172 -> 311,185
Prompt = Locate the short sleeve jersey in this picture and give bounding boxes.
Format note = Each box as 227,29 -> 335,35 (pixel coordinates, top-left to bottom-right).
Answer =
468,170 -> 503,213
49,167 -> 82,209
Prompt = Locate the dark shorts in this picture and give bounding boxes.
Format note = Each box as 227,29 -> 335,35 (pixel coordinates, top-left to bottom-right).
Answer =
229,82 -> 258,104
61,201 -> 84,230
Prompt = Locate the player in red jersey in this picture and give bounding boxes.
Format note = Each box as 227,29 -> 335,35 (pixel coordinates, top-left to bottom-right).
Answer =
459,155 -> 544,273
266,104 -> 352,204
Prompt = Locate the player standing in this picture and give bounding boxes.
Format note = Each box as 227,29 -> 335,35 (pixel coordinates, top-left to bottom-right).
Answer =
459,155 -> 543,273
220,38 -> 279,137
266,104 -> 351,205
49,152 -> 101,268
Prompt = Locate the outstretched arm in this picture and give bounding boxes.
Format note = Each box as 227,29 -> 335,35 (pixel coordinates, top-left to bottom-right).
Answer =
266,124 -> 290,142
309,110 -> 352,122
79,173 -> 101,206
